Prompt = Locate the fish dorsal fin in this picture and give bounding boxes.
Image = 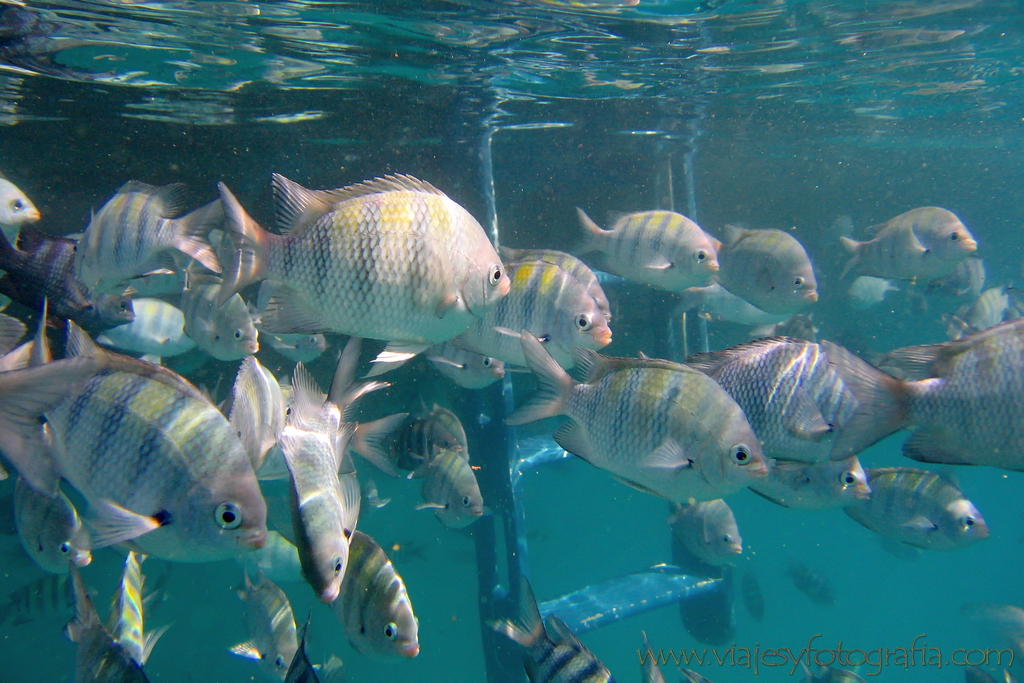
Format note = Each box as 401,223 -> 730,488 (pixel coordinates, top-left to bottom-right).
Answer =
327,336 -> 362,408
117,181 -> 187,218
574,347 -> 692,383
29,299 -> 51,367
544,615 -> 583,649
685,336 -> 798,375
876,319 -> 1000,379
342,174 -> 445,198
271,173 -> 334,235
289,362 -> 326,429
722,223 -> 749,245
66,321 -> 106,360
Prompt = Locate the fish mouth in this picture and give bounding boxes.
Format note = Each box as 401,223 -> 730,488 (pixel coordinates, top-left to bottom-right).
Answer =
593,328 -> 613,347
320,585 -> 340,603
973,523 -> 990,540
747,460 -> 770,478
25,208 -> 40,222
74,551 -> 93,567
238,527 -> 267,550
400,642 -> 420,658
707,260 -> 720,273
962,238 -> 978,252
804,290 -> 819,302
244,341 -> 259,354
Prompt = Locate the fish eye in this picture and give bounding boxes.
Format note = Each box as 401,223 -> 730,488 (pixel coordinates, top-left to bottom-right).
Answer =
575,313 -> 592,331
233,329 -> 243,340
488,264 -> 503,286
696,250 -> 707,262
333,557 -> 343,574
482,356 -> 493,368
722,535 -> 731,543
285,407 -> 292,416
384,622 -> 398,641
274,655 -> 285,669
215,502 -> 242,529
731,445 -> 751,464
950,232 -> 960,241
59,542 -> 71,555
842,473 -> 857,486
11,199 -> 22,210
462,495 -> 472,507
793,276 -> 804,288
964,517 -> 975,527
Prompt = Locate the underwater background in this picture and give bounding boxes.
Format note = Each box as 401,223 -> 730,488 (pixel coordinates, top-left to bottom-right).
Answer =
0,1 -> 1023,682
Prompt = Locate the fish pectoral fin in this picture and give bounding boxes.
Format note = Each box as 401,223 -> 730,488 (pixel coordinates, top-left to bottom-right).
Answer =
641,439 -> 693,473
613,475 -> 666,498
902,428 -> 973,466
785,390 -> 833,441
552,421 -> 596,463
365,341 -> 430,377
415,502 -> 446,511
425,355 -> 464,369
229,641 -> 264,660
493,326 -> 522,339
902,515 -> 939,532
260,285 -> 329,335
642,254 -> 674,271
140,623 -> 171,665
747,486 -> 794,509
434,292 -> 461,318
87,500 -> 167,549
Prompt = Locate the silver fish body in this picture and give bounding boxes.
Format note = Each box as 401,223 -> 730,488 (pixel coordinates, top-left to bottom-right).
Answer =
840,206 -> 978,281
508,336 -> 768,502
843,467 -> 988,550
499,246 -> 612,322
575,208 -> 719,292
847,276 -> 898,309
333,530 -> 419,658
95,298 -> 196,358
426,340 -> 505,389
179,274 -> 259,361
238,530 -> 302,584
14,476 -> 91,572
669,499 -> 742,566
75,181 -> 222,294
715,225 -> 818,316
0,176 -> 40,245
108,551 -> 164,667
395,402 -> 469,471
749,457 -> 870,510
945,285 -> 1024,340
229,356 -> 286,473
264,332 -> 328,363
678,282 -> 787,326
413,448 -> 485,528
232,568 -> 298,681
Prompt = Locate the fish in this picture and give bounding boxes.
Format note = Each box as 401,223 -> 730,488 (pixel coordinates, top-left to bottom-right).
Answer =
574,208 -> 719,292
426,340 -> 505,389
217,173 -> 510,374
927,256 -> 985,298
179,273 -> 259,361
65,563 -> 150,682
95,298 -> 197,359
739,569 -> 764,622
453,258 -> 612,369
944,285 -> 1024,340
491,576 -> 614,683
686,337 -> 909,462
0,573 -> 76,627
749,457 -> 871,510
785,562 -> 835,607
0,310 -> 26,355
508,335 -> 768,502
843,467 -> 988,550
961,603 -> 1024,664
714,225 -> 818,316
228,355 -> 287,473
332,530 -> 419,658
840,206 -> 978,281
230,568 -> 299,681
499,246 -> 612,322
0,175 -> 40,244
393,401 -> 469,472
677,282 -> 787,327
14,476 -> 91,573
411,448 -> 486,528
0,228 -> 135,332
264,331 -> 328,364
281,361 -> 361,602
74,180 -> 222,294
640,631 -> 666,683
285,615 -> 319,683
108,551 -> 167,667
361,478 -> 391,510
669,499 -> 742,566
847,275 -> 899,309
4,323 -> 268,561
238,530 -> 303,584
878,318 -> 1024,471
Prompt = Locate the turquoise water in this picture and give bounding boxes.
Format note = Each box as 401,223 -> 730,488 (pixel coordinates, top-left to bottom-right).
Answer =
1,1 -> 1023,681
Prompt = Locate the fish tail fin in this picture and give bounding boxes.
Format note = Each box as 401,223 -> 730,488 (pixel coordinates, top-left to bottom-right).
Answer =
490,577 -> 545,649
173,198 -> 224,275
350,412 -> 408,477
574,207 -> 605,254
838,236 -> 861,279
823,340 -> 911,459
506,331 -> 573,425
217,183 -> 273,305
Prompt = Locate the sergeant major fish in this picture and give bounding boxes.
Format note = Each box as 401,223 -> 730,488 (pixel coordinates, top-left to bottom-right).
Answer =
713,225 -> 818,316
264,332 -> 328,364
0,175 -> 40,245
677,282 -> 787,327
749,457 -> 870,510
217,173 -> 510,374
411,448 -> 486,529
228,356 -> 286,474
96,298 -> 196,360
14,476 -> 91,573
179,273 -> 259,361
669,499 -> 742,566
231,568 -> 299,681
108,551 -> 167,667
507,335 -> 768,502
499,246 -> 612,322
785,562 -> 835,607
426,340 -> 505,389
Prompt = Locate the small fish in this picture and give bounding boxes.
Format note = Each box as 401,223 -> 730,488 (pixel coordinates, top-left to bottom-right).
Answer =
844,467 -> 988,550
65,563 -> 150,682
640,631 -> 666,683
108,552 -> 167,667
714,225 -> 818,316
285,615 -> 320,683
0,228 -> 135,332
575,208 -> 719,292
678,282 -> 787,327
238,530 -> 303,584
218,174 -> 510,374
453,258 -> 612,370
0,175 -> 40,244
333,530 -> 419,658
491,576 -> 614,683
739,570 -> 764,622
412,448 -> 485,529
508,335 -> 768,502
75,181 -> 222,294
264,332 -> 328,363
231,568 -> 299,681
499,246 -> 612,322
228,356 -> 286,473
961,603 -> 1024,664
394,402 -> 469,471
0,573 -> 75,626
785,562 -> 835,607
749,457 -> 870,510
361,478 -> 390,511
669,500 -> 742,566
840,206 -> 978,281
944,285 -> 1024,340
426,340 -> 505,389
14,476 -> 91,573
179,273 -> 259,360
927,256 -> 985,298
95,297 -> 197,359
848,275 -> 899,309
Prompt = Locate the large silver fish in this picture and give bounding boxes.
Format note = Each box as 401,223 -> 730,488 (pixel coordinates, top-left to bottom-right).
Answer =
685,337 -> 908,462
218,174 -> 510,373
499,246 -> 612,322
2,323 -> 267,561
453,258 -> 612,369
75,181 -> 222,294
333,530 -> 419,659
507,335 -> 768,502
14,476 -> 91,573
669,499 -> 742,566
575,208 -> 719,292
840,207 -> 977,281
944,285 -> 1024,340
844,467 -> 988,550
749,457 -> 870,510
231,568 -> 298,681
879,317 -> 1024,471
714,225 -> 818,316
179,273 -> 259,361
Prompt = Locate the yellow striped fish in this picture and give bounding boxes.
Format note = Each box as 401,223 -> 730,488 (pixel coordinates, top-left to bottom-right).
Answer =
108,552 -> 168,667
231,568 -> 298,681
412,448 -> 485,529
